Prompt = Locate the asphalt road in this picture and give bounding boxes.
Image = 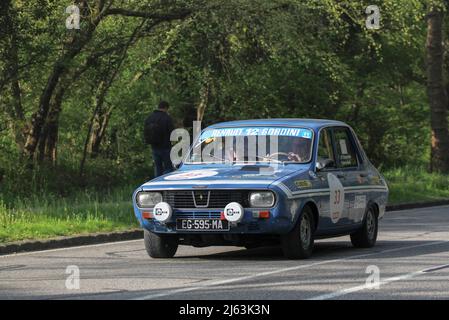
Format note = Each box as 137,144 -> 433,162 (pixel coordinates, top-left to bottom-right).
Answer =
1,205 -> 449,300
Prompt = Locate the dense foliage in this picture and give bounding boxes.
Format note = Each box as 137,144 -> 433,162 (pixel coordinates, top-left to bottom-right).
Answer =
0,0 -> 447,199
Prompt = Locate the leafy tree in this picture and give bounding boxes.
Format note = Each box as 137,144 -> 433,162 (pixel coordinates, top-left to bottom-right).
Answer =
426,1 -> 449,173
0,0 -> 447,195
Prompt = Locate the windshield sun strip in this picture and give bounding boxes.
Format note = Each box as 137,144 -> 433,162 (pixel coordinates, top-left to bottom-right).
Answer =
184,128 -> 315,165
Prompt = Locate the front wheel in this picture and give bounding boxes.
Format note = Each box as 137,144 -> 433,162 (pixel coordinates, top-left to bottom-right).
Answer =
281,206 -> 315,259
144,229 -> 178,258
350,206 -> 378,248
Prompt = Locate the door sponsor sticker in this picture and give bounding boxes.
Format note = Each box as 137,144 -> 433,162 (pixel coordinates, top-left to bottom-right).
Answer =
294,179 -> 312,188
328,173 -> 345,223
339,139 -> 348,155
354,195 -> 367,209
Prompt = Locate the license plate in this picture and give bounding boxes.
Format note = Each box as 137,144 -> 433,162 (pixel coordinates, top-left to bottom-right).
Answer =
176,219 -> 229,231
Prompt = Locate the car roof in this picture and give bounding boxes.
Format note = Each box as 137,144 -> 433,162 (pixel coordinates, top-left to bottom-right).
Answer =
206,118 -> 349,130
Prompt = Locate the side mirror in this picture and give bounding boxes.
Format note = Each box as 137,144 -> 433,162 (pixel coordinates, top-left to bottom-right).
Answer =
316,159 -> 335,171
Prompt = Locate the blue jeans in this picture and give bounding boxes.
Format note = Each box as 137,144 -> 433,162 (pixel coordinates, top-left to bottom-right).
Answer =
152,148 -> 174,177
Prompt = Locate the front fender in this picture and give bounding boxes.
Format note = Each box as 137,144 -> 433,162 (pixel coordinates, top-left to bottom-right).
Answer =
132,187 -> 144,227
287,197 -> 319,233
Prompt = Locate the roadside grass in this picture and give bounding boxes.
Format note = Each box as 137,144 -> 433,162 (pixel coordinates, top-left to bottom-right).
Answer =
0,187 -> 139,243
382,167 -> 449,204
0,167 -> 448,244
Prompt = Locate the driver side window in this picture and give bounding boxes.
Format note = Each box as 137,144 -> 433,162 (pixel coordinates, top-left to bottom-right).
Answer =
317,128 -> 336,168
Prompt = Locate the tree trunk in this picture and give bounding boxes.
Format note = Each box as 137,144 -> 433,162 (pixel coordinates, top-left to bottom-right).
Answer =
34,39 -> 126,165
2,0 -> 26,149
44,88 -> 65,165
79,80 -> 111,176
89,107 -> 112,158
23,0 -> 107,161
79,21 -> 145,174
37,84 -> 65,164
24,59 -> 69,161
196,69 -> 211,122
348,84 -> 365,123
426,7 -> 449,173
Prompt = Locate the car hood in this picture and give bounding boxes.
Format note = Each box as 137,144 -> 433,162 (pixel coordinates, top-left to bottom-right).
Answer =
141,164 -> 309,190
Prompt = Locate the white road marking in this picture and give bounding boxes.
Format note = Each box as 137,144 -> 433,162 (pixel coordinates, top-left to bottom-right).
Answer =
132,240 -> 449,300
0,239 -> 143,258
422,263 -> 449,273
308,263 -> 449,300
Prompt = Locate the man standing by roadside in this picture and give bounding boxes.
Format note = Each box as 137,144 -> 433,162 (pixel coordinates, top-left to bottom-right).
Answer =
144,101 -> 175,177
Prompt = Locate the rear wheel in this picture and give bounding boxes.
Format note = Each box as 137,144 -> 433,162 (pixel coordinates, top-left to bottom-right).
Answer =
350,206 -> 378,248
281,206 -> 315,259
144,229 -> 178,258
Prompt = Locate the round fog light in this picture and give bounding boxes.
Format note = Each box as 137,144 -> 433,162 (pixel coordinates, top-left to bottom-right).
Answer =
224,202 -> 244,223
153,202 -> 172,223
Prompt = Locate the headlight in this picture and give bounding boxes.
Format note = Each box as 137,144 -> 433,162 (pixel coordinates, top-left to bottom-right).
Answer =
249,191 -> 275,207
136,192 -> 163,208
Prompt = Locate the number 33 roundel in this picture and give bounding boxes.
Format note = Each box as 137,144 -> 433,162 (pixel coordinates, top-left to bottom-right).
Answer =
328,173 -> 345,224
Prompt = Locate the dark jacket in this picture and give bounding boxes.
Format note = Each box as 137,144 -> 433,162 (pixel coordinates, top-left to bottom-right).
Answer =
145,110 -> 174,149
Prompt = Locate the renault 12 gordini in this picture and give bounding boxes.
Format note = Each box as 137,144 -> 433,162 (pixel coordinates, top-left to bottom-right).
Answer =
133,119 -> 389,259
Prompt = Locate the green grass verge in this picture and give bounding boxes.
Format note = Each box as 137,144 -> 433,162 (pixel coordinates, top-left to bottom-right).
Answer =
0,187 -> 139,243
0,167 -> 448,244
383,167 -> 449,204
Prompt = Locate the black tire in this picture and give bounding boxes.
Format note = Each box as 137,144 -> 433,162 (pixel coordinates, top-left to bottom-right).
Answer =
350,205 -> 378,248
144,229 -> 178,258
281,206 -> 315,259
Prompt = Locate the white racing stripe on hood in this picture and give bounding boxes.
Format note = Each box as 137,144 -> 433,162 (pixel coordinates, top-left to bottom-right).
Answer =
273,181 -> 388,199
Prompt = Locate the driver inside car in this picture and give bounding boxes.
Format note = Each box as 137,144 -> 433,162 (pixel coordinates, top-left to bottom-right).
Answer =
287,138 -> 310,162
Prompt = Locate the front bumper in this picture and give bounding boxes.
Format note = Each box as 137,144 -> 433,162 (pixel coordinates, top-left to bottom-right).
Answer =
134,206 -> 293,235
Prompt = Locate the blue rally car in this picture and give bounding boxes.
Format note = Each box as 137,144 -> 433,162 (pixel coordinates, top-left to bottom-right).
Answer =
133,119 -> 389,259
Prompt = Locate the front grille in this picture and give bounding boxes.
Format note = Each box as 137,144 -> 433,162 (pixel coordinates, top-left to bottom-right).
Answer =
176,211 -> 222,219
194,190 -> 209,207
248,221 -> 260,231
163,190 -> 249,209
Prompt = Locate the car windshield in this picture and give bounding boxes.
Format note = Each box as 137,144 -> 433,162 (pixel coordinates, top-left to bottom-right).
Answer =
186,126 -> 314,164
